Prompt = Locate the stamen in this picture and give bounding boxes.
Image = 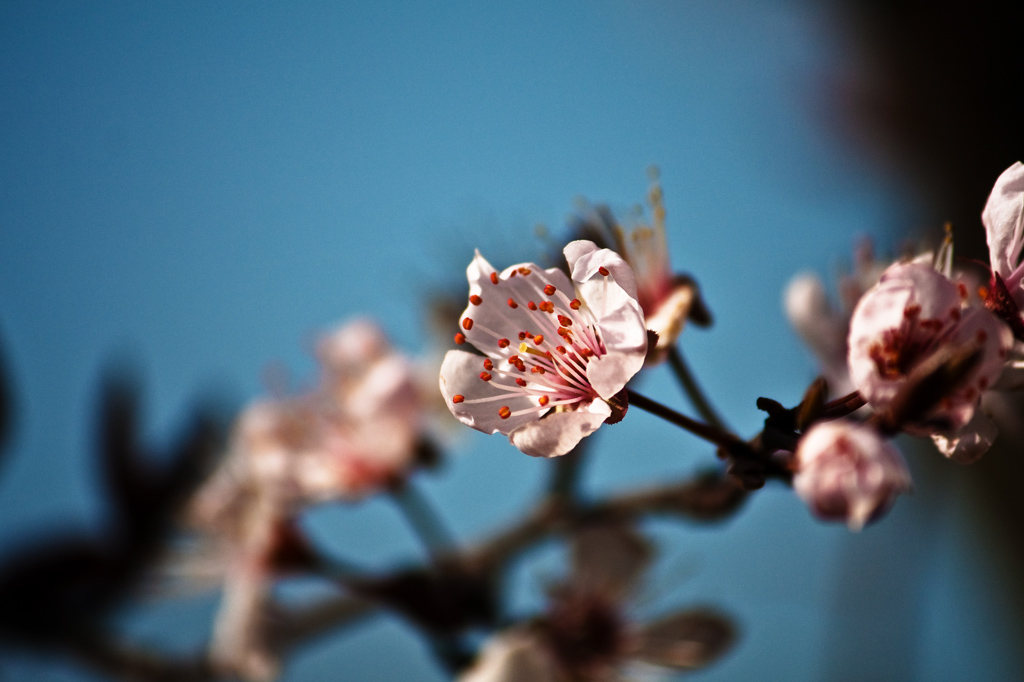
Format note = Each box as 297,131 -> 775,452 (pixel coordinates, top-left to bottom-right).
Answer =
534,334 -> 545,345
480,371 -> 492,381
452,395 -> 465,404
518,332 -> 527,340
454,333 -> 466,344
499,406 -> 511,419
543,284 -> 556,295
483,359 -> 493,370
462,317 -> 474,330
490,272 -> 499,285
558,315 -> 573,326
508,298 -> 519,309
470,294 -> 483,306
556,346 -> 567,354
538,396 -> 549,407
498,338 -> 510,348
518,267 -> 531,275
516,378 -> 527,387
528,301 -> 538,311
570,299 -> 582,310
598,266 -> 610,276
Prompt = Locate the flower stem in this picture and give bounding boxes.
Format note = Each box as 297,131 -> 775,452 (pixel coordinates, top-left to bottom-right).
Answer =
626,389 -> 745,452
547,441 -> 587,503
667,345 -> 729,432
391,480 -> 458,556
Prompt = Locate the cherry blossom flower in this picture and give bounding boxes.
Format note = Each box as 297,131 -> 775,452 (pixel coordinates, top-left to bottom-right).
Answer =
847,261 -> 1012,462
793,420 -> 911,531
982,161 -> 1024,335
457,524 -> 734,682
439,240 -> 647,457
571,174 -> 709,364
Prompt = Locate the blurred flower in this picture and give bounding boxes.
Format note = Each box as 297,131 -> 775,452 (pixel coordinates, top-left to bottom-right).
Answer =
570,172 -> 710,365
848,261 -> 1011,462
982,161 -> 1024,337
785,239 -> 888,395
439,240 -> 647,457
458,524 -> 734,682
793,420 -> 911,531
184,318 -> 426,680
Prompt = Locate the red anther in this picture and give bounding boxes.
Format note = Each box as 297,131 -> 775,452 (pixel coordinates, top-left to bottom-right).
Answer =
498,338 -> 511,348
534,334 -> 544,344
490,272 -> 499,285
515,362 -> 526,372
540,301 -> 554,313
531,366 -> 540,374
480,371 -> 492,381
556,346 -> 567,354
570,299 -> 582,310
470,294 -> 483,306
518,267 -> 531,275
462,317 -> 474,330
538,396 -> 549,407
508,297 -> 519,309
499,406 -> 512,419
557,315 -> 572,326
543,284 -> 556,295
558,327 -> 570,337
580,347 -> 594,357
518,331 -> 527,340
510,270 -> 517,277
598,266 -> 610,276
958,282 -> 968,300
508,354 -> 520,364
483,359 -> 493,370
528,301 -> 538,311
454,333 -> 466,344
978,285 -> 990,301
516,378 -> 527,387
452,395 -> 465,404
903,304 -> 921,319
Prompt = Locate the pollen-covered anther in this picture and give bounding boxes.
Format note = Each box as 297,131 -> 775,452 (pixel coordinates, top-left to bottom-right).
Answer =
518,332 -> 527,340
498,406 -> 511,419
538,396 -> 549,407
598,266 -> 610,276
498,338 -> 510,348
528,301 -> 538,311
490,272 -> 499,285
452,395 -> 465,403
534,334 -> 544,345
570,299 -> 582,310
454,333 -> 466,344
470,295 -> 483,306
516,378 -> 527,387
903,304 -> 921,320
483,359 -> 493,370
543,284 -> 556,295
462,318 -> 474,330
540,301 -> 554,313
556,346 -> 567,354
518,267 -> 531,275
531,366 -> 546,374
507,354 -> 520,365
507,298 -> 519,309
480,371 -> 492,381
558,315 -> 573,326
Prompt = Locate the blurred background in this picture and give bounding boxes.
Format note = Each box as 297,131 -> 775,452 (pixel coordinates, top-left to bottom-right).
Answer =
1,1 -> 1022,680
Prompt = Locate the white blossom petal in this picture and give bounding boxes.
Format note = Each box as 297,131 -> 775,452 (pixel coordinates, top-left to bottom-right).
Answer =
509,399 -> 611,458
983,161 -> 1024,287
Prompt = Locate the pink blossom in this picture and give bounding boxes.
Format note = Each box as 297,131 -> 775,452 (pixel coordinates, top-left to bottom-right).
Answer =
983,161 -> 1024,315
439,240 -> 647,457
793,420 -> 911,531
847,261 -> 1011,453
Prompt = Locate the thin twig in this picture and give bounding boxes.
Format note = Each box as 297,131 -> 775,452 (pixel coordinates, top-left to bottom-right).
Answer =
667,346 -> 729,431
390,480 -> 459,557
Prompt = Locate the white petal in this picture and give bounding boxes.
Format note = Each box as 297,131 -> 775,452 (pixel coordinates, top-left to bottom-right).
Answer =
509,399 -> 611,457
458,631 -> 561,682
565,241 -> 647,398
983,161 -> 1024,280
440,350 -> 540,436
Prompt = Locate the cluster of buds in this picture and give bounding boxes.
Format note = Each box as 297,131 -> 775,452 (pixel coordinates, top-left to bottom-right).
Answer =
781,162 -> 1024,529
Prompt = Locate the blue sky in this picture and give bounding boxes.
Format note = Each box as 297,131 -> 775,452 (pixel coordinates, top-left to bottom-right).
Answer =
1,2 -> 1017,680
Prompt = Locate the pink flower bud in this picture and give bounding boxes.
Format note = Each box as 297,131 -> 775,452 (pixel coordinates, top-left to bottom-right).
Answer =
793,420 -> 911,531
